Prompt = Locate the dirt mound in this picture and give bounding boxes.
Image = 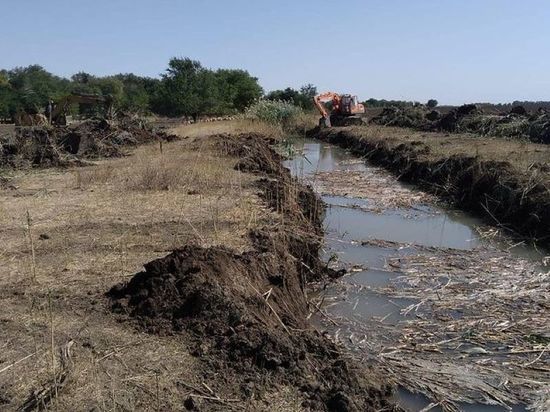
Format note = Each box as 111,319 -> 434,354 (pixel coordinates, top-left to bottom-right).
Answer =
371,106 -> 430,130
369,103 -> 550,143
1,127 -> 64,168
109,134 -> 395,411
0,118 -> 179,168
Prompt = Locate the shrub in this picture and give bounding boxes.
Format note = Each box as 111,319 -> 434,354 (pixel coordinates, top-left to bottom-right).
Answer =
244,99 -> 303,127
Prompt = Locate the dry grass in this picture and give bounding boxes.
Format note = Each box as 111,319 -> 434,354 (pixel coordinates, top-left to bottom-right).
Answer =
169,116 -> 318,141
0,121 -> 293,411
171,118 -> 286,140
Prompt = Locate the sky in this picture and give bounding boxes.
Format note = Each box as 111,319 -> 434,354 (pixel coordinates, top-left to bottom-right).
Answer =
1,0 -> 549,105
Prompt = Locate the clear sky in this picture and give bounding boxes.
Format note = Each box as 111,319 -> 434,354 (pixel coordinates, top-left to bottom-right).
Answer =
1,0 -> 549,105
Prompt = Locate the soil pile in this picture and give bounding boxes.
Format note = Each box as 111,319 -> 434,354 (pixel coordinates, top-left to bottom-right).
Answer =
370,106 -> 430,130
371,104 -> 550,143
109,133 -> 395,411
0,117 -> 178,168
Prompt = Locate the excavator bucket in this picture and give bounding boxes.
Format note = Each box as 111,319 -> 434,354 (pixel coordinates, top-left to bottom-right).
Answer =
319,116 -> 331,128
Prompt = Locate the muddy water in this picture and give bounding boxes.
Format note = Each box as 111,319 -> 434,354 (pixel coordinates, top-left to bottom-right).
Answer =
285,139 -> 546,412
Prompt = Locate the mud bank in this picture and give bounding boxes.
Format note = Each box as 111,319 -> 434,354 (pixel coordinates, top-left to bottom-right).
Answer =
109,133 -> 395,411
311,127 -> 550,246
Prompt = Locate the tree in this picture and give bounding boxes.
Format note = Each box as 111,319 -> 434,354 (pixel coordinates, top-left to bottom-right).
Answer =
113,73 -> 160,113
150,57 -> 262,118
0,83 -> 18,118
152,58 -> 208,118
427,99 -> 438,109
0,58 -> 263,119
6,65 -> 69,113
215,69 -> 263,113
266,84 -> 317,110
0,71 -> 8,86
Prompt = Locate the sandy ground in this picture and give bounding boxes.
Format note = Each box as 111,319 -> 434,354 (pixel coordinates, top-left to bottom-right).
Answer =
0,121 -> 311,411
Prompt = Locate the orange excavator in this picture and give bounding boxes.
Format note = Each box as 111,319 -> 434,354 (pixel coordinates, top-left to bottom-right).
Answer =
313,92 -> 366,127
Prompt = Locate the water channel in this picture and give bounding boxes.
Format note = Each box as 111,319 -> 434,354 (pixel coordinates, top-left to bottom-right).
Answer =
285,138 -> 548,412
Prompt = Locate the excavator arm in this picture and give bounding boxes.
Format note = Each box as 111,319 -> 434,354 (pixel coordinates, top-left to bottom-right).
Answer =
51,93 -> 113,125
313,92 -> 341,119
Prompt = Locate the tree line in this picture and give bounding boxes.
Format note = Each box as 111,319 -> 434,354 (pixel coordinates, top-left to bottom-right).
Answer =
0,58 -> 265,120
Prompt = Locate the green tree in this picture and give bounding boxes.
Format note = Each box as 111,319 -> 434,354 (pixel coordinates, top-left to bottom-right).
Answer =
215,69 -> 263,113
6,65 -> 69,113
113,73 -> 160,113
0,70 -> 8,86
0,83 -> 18,118
152,58 -> 220,119
266,84 -> 317,110
427,99 -> 438,108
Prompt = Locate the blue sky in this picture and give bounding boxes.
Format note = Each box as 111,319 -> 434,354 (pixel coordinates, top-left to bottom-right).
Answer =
1,0 -> 549,104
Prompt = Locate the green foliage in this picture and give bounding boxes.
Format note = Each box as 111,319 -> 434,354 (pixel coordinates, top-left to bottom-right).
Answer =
0,84 -> 18,118
0,58 -> 263,120
265,84 -> 317,111
112,74 -> 159,113
244,99 -> 303,126
152,58 -> 262,118
427,99 -> 438,108
1,65 -> 70,115
364,98 -> 420,108
215,69 -> 263,113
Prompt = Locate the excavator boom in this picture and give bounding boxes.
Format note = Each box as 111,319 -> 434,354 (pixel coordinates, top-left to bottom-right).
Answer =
51,93 -> 113,125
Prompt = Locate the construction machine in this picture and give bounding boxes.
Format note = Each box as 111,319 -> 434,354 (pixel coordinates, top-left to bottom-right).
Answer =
13,112 -> 48,126
50,93 -> 114,125
313,92 -> 366,127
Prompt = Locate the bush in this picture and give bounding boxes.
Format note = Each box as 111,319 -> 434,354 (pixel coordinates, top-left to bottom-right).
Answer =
244,99 -> 303,127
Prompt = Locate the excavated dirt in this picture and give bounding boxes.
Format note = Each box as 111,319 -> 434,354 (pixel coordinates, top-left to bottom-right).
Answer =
108,133 -> 396,411
0,117 -> 178,168
371,104 -> 550,143
311,127 -> 550,247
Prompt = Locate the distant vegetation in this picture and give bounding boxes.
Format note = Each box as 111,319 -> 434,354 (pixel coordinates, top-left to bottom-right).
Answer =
0,58 -> 263,120
363,98 -> 423,108
363,98 -> 550,114
264,84 -> 317,111
3,60 -> 549,124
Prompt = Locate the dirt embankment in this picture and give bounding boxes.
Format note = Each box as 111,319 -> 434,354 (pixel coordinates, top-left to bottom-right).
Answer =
311,126 -> 550,246
108,133 -> 394,411
0,117 -> 178,168
371,104 -> 550,143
